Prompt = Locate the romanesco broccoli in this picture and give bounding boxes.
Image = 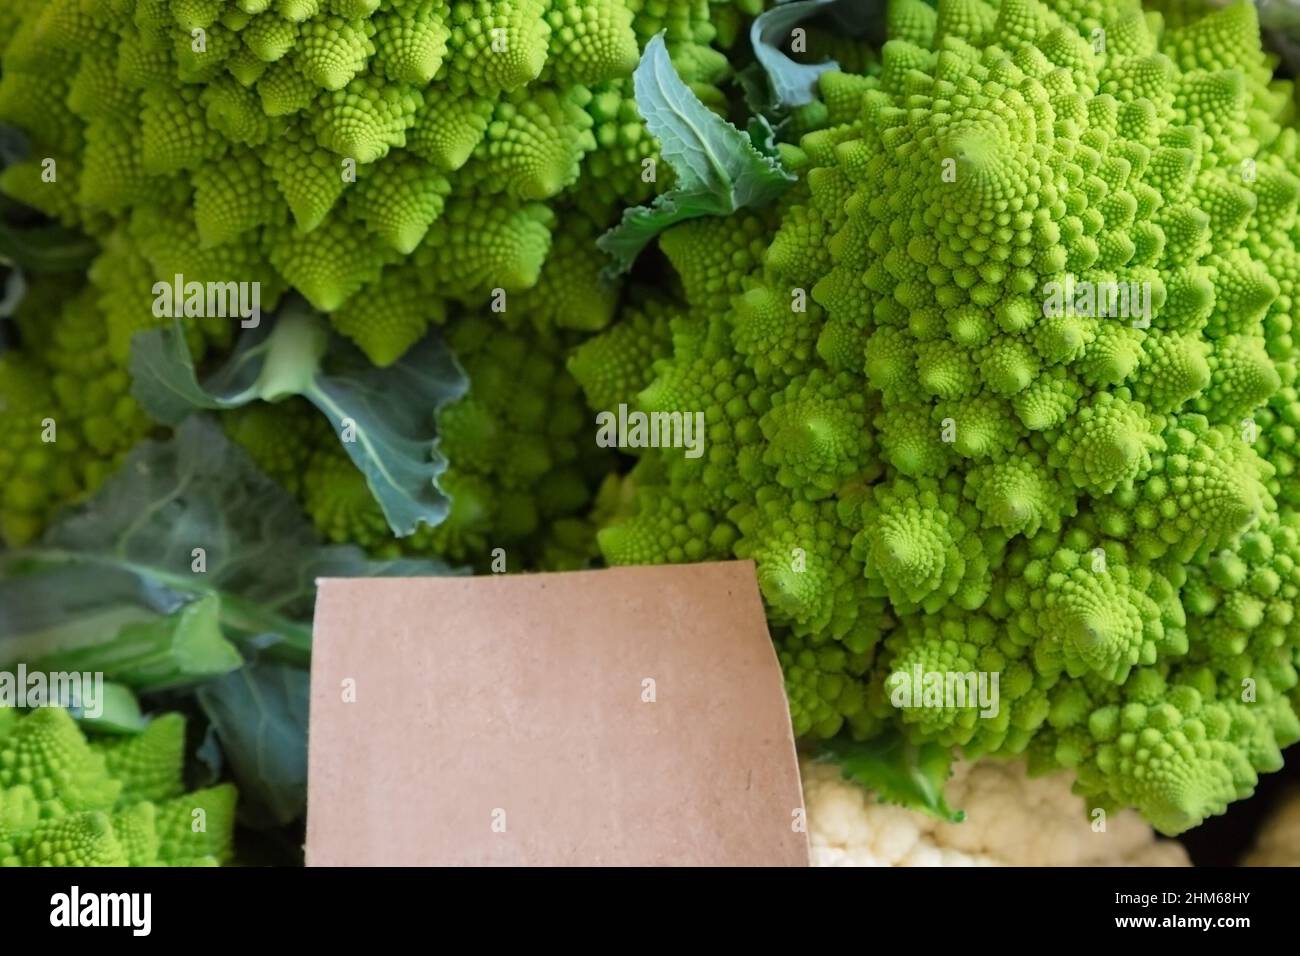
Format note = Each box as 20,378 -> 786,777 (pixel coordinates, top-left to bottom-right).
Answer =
0,708 -> 237,866
590,0 -> 1300,834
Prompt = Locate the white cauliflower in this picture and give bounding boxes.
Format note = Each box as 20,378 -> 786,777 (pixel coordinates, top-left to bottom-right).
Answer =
1242,788 -> 1300,866
803,758 -> 1189,867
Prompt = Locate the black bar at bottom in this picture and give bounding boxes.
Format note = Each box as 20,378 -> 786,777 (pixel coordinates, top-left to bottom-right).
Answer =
0,865 -> 1289,941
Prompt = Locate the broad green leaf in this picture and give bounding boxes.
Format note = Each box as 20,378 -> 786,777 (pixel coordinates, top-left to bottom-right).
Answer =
307,334 -> 464,539
130,300 -> 467,537
817,731 -> 966,823
125,315 -> 286,420
0,594 -> 242,692
598,33 -> 794,275
0,418 -> 460,671
196,661 -> 309,827
751,0 -> 842,109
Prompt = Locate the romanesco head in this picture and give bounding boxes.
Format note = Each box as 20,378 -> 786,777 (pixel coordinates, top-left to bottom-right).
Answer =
595,0 -> 1300,834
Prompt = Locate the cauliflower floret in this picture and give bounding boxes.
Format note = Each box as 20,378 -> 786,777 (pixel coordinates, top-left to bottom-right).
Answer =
804,758 -> 1190,867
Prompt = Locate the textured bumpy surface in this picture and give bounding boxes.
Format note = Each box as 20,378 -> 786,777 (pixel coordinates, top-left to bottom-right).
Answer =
803,756 -> 1190,865
0,0 -> 734,366
0,281 -> 158,546
587,0 -> 1300,833
0,708 -> 236,866
0,270 -> 243,546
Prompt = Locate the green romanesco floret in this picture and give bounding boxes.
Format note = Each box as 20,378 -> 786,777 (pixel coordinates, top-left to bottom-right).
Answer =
411,312 -> 619,567
0,280 -> 155,546
222,398 -> 335,496
594,0 -> 1300,834
568,287 -> 676,412
0,707 -> 236,866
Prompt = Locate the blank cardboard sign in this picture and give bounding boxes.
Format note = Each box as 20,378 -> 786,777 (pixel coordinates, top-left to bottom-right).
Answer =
305,561 -> 809,866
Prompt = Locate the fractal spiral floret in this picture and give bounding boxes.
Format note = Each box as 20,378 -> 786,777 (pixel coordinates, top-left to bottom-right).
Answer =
588,0 -> 1300,833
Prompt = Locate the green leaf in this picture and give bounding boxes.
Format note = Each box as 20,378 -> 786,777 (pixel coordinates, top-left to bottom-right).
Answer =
751,0 -> 842,110
306,335 -> 464,539
817,731 -> 966,823
194,723 -> 224,786
0,418 -> 460,671
76,682 -> 148,736
125,315 -> 294,420
749,0 -> 887,111
747,114 -> 782,157
0,593 -> 242,692
130,299 -> 467,537
598,33 -> 795,275
196,661 -> 309,827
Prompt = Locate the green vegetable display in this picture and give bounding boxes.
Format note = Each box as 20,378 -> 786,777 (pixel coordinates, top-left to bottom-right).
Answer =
0,0 -> 742,566
0,0 -> 1299,862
